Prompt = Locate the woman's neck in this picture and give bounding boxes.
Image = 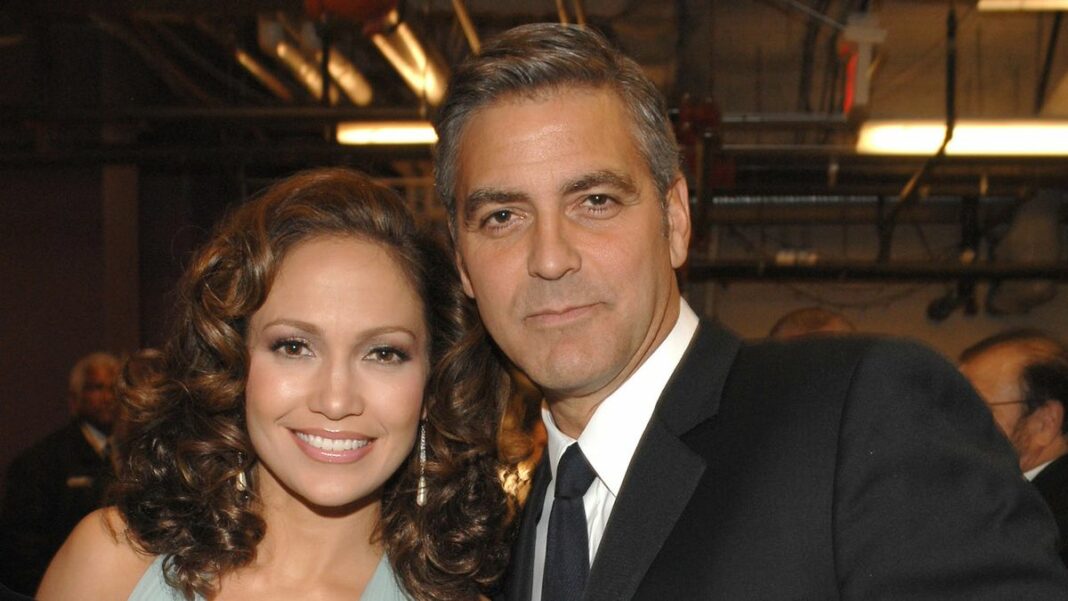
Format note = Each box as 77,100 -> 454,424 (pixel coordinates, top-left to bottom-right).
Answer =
216,468 -> 384,600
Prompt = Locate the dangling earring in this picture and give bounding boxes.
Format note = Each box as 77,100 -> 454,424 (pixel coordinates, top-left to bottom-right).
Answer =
416,422 -> 427,507
235,454 -> 249,493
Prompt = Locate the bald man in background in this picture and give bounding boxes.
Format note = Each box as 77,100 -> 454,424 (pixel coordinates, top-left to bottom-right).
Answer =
960,330 -> 1068,567
0,352 -> 120,595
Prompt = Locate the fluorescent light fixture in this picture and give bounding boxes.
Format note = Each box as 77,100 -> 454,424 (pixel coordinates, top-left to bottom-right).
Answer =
317,49 -> 373,107
371,10 -> 449,106
977,0 -> 1068,10
856,119 -> 1068,155
275,41 -> 340,105
336,121 -> 437,145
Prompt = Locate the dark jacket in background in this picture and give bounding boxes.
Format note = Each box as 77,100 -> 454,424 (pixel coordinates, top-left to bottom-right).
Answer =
1033,453 -> 1068,568
0,420 -> 112,596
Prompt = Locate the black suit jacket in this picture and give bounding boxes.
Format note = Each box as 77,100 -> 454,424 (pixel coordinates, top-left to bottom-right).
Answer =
500,323 -> 1068,600
0,420 -> 112,596
1033,453 -> 1068,568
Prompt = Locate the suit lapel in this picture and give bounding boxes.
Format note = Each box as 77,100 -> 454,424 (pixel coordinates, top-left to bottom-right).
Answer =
501,454 -> 551,601
584,322 -> 741,601
1031,454 -> 1068,500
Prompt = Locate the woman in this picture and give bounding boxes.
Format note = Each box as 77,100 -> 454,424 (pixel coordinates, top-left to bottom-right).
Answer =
37,168 -> 516,600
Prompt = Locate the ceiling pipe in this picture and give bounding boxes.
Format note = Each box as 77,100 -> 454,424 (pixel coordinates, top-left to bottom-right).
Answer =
147,21 -> 275,104
292,14 -> 374,106
686,259 -> 1068,282
1035,12 -> 1064,114
195,18 -> 295,103
233,47 -> 297,103
776,0 -> 846,30
90,14 -> 221,105
555,0 -> 570,24
258,14 -> 340,105
572,0 -> 588,28
877,5 -> 957,262
4,106 -> 419,122
450,0 -> 480,54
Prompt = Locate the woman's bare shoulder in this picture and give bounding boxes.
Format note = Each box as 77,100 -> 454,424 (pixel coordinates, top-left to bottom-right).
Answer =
36,507 -> 155,600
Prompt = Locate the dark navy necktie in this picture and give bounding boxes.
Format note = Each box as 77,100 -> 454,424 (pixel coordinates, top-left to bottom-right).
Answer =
542,443 -> 597,601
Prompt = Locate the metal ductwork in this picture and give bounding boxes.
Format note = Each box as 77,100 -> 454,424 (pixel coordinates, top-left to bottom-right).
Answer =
987,190 -> 1063,314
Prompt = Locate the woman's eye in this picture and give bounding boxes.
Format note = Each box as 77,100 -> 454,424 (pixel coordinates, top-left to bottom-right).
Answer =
368,347 -> 410,364
270,339 -> 310,357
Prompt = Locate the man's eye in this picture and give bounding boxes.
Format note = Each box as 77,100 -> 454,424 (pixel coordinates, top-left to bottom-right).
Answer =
481,209 -> 516,229
580,194 -> 621,217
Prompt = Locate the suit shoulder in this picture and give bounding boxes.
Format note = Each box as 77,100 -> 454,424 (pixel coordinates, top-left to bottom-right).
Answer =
737,335 -> 954,385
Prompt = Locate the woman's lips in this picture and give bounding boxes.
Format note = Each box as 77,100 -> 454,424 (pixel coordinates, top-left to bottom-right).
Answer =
291,429 -> 374,463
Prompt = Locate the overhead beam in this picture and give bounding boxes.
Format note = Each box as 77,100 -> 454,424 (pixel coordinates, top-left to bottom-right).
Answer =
687,259 -> 1068,282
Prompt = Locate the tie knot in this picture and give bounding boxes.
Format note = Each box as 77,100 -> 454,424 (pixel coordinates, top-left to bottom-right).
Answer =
555,443 -> 596,500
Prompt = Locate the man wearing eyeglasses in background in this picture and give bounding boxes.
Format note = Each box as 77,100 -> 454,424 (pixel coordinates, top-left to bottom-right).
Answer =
960,329 -> 1068,567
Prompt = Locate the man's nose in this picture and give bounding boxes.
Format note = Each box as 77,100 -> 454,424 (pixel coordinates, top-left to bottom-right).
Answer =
527,216 -> 581,280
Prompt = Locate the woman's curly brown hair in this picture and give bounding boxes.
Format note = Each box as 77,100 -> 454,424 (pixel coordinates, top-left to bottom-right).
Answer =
114,168 -> 517,600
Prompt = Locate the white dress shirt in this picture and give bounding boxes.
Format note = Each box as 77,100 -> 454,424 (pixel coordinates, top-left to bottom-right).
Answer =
531,299 -> 699,601
79,421 -> 109,458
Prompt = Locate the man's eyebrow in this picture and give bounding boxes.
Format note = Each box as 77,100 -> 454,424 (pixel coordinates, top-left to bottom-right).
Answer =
462,188 -> 529,222
560,169 -> 638,196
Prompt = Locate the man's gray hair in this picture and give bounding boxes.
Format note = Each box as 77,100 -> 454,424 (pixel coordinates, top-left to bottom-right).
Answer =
433,23 -> 680,230
68,351 -> 119,396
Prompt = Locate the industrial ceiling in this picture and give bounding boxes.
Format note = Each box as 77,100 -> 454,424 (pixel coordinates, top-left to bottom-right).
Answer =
1,0 -> 1066,292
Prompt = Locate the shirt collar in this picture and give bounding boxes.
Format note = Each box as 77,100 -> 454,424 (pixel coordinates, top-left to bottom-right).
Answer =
542,298 -> 700,495
79,421 -> 109,457
1024,459 -> 1055,481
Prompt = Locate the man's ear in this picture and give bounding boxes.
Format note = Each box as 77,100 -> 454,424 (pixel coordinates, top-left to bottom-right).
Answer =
1032,401 -> 1065,445
666,174 -> 691,269
455,249 -> 475,299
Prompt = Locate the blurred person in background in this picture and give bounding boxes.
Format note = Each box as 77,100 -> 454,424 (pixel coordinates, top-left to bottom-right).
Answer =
960,329 -> 1068,567
0,352 -> 120,595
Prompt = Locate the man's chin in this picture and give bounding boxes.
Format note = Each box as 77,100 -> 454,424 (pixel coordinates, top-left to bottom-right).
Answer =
530,364 -> 616,403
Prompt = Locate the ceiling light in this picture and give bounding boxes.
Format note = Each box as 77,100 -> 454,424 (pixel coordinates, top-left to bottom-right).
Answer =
856,119 -> 1068,155
977,0 -> 1068,10
275,41 -> 340,104
336,121 -> 437,145
370,9 -> 449,106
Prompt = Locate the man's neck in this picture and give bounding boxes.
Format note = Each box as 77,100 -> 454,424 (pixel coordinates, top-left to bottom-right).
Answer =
545,292 -> 683,439
545,397 -> 602,440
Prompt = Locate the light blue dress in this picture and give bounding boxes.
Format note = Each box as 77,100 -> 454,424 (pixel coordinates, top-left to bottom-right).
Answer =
128,553 -> 413,600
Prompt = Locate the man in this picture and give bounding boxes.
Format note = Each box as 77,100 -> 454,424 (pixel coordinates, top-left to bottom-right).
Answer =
435,24 -> 1068,600
768,306 -> 856,339
960,330 -> 1068,567
0,352 -> 120,595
